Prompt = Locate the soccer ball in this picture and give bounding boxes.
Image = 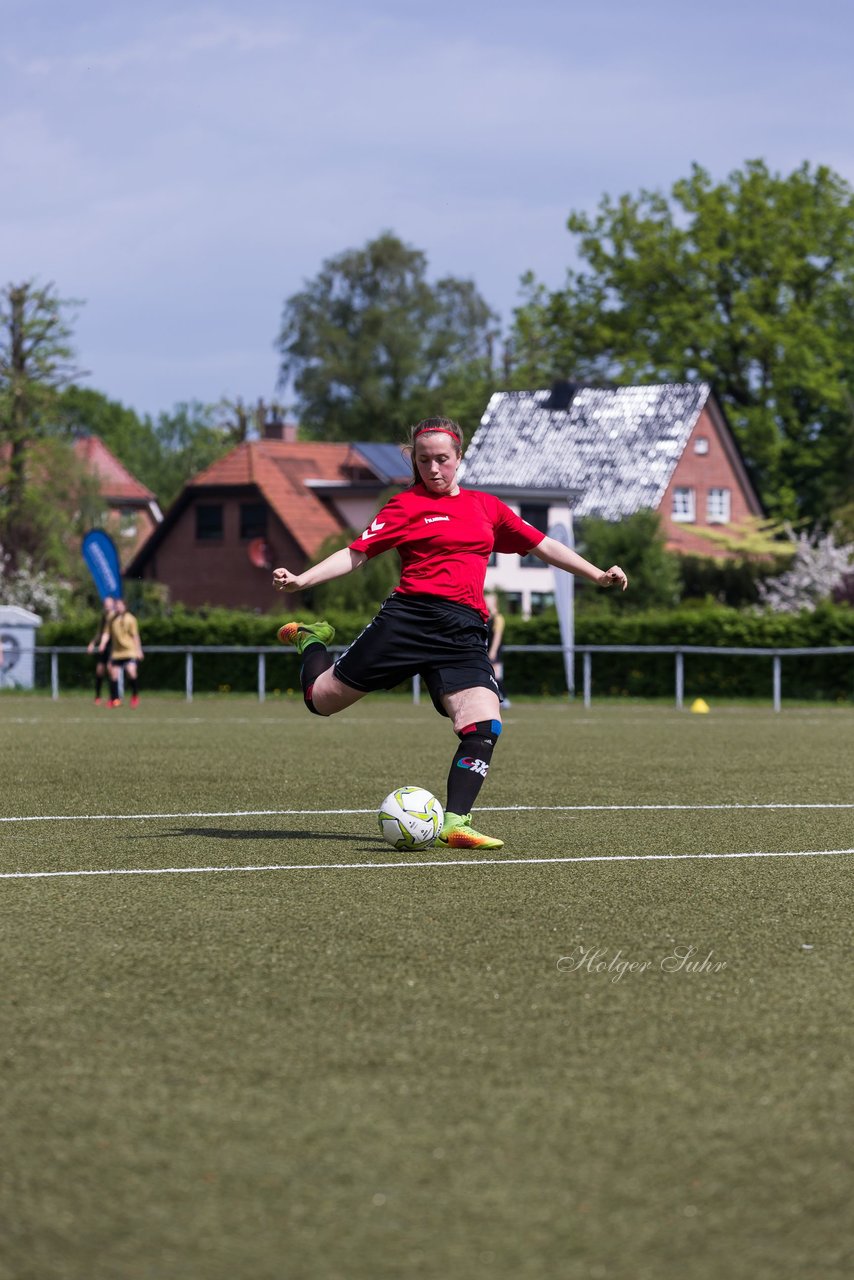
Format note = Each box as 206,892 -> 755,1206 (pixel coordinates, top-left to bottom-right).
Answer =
377,786 -> 444,851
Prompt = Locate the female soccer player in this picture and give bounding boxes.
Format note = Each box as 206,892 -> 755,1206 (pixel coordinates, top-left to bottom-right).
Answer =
87,595 -> 116,705
273,417 -> 627,849
485,590 -> 510,707
101,598 -> 144,708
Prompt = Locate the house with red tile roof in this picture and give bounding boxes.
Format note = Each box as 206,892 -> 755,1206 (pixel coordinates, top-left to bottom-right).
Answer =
1,433 -> 161,567
72,434 -> 163,563
127,425 -> 410,611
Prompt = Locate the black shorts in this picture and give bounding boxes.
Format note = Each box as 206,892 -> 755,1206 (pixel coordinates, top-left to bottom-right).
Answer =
110,657 -> 137,668
334,593 -> 499,716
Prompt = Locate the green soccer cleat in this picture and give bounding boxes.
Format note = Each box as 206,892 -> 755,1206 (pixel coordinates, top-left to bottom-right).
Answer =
437,811 -> 504,850
276,620 -> 336,655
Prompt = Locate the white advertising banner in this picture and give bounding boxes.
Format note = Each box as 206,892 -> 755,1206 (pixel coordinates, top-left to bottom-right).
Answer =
548,519 -> 575,695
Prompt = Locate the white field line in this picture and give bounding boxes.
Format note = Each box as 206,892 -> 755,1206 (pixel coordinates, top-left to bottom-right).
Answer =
1,801 -> 854,825
2,847 -> 854,881
5,708 -> 853,729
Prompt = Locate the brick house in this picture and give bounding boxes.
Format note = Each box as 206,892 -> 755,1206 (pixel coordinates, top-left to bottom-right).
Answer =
73,434 -> 163,563
459,381 -> 763,615
127,424 -> 410,611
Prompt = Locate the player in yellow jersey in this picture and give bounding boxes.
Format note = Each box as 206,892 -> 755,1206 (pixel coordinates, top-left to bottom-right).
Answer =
101,599 -> 144,708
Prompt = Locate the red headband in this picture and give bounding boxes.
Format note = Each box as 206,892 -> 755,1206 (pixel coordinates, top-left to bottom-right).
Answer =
414,424 -> 461,443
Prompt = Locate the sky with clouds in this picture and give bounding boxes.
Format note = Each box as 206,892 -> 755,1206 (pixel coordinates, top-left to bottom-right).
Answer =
2,0 -> 853,420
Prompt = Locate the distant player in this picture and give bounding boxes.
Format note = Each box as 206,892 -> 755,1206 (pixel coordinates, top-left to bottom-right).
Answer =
87,594 -> 116,705
102,599 -> 144,708
273,417 -> 628,850
485,591 -> 510,707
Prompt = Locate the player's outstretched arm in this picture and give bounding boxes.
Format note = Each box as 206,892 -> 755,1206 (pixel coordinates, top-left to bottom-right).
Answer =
273,547 -> 368,593
531,536 -> 628,590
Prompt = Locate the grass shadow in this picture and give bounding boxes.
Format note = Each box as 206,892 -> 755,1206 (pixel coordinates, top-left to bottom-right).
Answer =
162,827 -> 380,845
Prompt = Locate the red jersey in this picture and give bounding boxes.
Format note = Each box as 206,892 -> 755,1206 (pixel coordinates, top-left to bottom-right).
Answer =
349,484 -> 545,617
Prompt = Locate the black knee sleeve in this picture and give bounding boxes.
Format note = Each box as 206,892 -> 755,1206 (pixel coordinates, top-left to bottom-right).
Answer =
456,719 -> 503,747
303,681 -> 326,716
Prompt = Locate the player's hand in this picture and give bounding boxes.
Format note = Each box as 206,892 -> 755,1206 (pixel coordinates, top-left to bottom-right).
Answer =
272,566 -> 301,593
86,642 -> 94,654
599,565 -> 628,591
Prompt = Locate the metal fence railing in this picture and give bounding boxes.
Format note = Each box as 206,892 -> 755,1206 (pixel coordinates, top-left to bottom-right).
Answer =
7,644 -> 854,712
571,644 -> 854,712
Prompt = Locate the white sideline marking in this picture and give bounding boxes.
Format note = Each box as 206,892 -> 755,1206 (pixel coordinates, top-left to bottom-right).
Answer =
2,848 -> 854,881
2,802 -> 854,825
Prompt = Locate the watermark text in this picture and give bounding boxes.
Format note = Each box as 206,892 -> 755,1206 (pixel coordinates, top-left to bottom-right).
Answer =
557,945 -> 727,982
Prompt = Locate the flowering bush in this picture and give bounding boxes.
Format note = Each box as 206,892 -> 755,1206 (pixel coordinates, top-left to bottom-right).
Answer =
757,529 -> 854,613
0,545 -> 69,619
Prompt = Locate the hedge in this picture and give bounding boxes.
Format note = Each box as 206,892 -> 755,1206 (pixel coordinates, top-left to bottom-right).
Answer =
34,601 -> 854,700
501,603 -> 854,699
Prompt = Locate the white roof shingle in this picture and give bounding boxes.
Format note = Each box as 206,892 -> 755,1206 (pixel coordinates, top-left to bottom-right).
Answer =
460,383 -> 711,520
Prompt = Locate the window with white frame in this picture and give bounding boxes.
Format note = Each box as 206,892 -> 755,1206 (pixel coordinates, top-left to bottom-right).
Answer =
707,488 -> 731,523
530,592 -> 555,615
519,503 -> 550,568
119,509 -> 138,540
694,436 -> 710,455
672,487 -> 695,522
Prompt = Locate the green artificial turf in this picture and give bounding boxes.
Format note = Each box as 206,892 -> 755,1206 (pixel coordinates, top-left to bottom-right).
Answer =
1,694 -> 853,1280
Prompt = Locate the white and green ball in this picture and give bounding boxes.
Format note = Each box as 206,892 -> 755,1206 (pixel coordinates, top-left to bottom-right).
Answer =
378,786 -> 444,851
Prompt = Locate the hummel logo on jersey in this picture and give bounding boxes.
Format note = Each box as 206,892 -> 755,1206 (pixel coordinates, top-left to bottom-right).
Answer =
424,515 -> 450,524
361,518 -> 386,539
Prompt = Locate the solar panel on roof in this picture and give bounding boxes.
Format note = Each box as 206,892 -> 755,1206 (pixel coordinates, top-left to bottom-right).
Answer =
351,443 -> 410,484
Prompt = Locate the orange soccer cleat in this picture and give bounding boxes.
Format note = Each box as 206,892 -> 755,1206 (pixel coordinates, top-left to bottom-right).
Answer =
276,620 -> 335,655
437,812 -> 504,850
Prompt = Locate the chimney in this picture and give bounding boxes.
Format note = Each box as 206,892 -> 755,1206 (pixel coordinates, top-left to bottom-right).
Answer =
263,408 -> 297,442
546,379 -> 578,411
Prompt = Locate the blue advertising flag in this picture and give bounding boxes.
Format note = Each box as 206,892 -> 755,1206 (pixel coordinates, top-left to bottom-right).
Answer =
81,530 -> 123,601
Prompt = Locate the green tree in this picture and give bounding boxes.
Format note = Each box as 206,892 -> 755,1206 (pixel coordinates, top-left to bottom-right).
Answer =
576,509 -> 680,611
510,161 -> 854,522
276,231 -> 498,442
59,388 -> 239,511
306,517 -> 401,615
148,401 -> 238,508
0,281 -> 86,570
58,384 -> 164,489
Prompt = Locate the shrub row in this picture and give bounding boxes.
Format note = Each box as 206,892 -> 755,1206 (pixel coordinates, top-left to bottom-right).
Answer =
501,603 -> 854,699
37,602 -> 854,700
502,604 -> 854,699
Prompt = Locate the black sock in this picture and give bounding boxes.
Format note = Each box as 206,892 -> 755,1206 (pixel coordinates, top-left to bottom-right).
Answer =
446,719 -> 501,816
301,641 -> 333,713
109,678 -> 119,702
95,674 -> 103,698
128,676 -> 139,696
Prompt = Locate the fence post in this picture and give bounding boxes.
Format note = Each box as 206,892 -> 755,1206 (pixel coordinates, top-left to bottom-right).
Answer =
675,651 -> 684,710
258,652 -> 266,703
583,652 -> 592,708
773,655 -> 781,712
185,651 -> 193,703
412,673 -> 421,704
51,651 -> 59,701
